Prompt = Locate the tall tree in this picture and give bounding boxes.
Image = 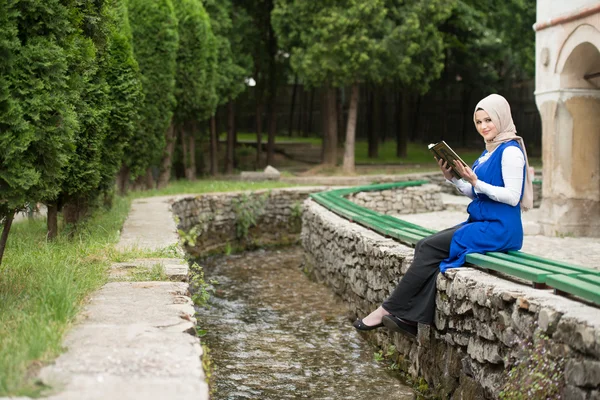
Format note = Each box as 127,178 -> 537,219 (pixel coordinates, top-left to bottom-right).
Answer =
106,0 -> 144,196
126,0 -> 179,187
1,0 -> 78,250
381,0 -> 454,157
273,0 -> 388,173
204,0 -> 252,174
165,0 -> 217,186
0,0 -> 32,263
59,0 -> 114,228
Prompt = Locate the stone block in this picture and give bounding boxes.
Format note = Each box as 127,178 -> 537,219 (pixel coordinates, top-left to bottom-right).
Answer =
563,385 -> 588,400
538,308 -> 563,335
467,338 -> 503,364
555,318 -> 598,357
565,359 -> 600,387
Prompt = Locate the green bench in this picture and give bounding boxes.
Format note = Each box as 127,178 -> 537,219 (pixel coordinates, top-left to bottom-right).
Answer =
310,182 -> 600,306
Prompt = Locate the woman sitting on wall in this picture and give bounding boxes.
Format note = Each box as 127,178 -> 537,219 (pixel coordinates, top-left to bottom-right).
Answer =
353,94 -> 534,337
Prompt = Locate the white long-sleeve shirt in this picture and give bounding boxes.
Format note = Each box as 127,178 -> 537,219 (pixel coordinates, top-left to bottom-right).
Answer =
448,146 -> 525,207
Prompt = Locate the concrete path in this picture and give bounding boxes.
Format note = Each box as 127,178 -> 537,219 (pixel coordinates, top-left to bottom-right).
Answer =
24,195 -> 209,400
117,195 -> 181,252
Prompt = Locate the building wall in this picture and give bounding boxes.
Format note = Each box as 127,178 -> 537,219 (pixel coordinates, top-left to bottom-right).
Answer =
535,1 -> 600,237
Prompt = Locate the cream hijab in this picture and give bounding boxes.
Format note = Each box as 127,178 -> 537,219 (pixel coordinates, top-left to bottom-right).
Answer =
474,94 -> 534,211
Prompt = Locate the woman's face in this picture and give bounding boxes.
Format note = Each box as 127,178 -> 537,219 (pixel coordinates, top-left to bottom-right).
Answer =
475,110 -> 499,141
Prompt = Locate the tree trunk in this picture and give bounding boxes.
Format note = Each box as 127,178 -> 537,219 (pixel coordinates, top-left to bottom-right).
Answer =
143,168 -> 154,190
396,90 -> 409,158
157,123 -> 176,189
266,15 -> 277,167
116,164 -> 130,196
181,126 -> 189,177
367,85 -> 379,158
337,87 -> 344,148
342,83 -> 359,174
210,116 -> 218,175
411,94 -> 421,142
380,88 -> 387,143
373,85 -> 382,145
297,85 -> 304,137
63,196 -> 88,228
320,88 -> 329,163
225,101 -> 235,174
305,89 -> 314,138
47,202 -> 58,241
0,211 -> 15,265
324,86 -> 338,166
266,99 -> 276,166
255,101 -> 264,169
186,121 -> 197,181
288,74 -> 298,137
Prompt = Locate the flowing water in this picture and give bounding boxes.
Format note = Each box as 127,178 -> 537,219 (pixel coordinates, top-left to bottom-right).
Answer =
194,246 -> 414,400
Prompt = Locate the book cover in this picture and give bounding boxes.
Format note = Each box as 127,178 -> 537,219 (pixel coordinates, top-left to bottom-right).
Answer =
428,141 -> 468,180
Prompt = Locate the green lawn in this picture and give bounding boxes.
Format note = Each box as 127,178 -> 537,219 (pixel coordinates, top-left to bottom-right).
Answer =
130,179 -> 297,198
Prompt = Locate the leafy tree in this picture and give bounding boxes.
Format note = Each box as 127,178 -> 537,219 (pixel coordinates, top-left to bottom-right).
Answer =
1,0 -> 78,247
164,0 -> 217,186
105,0 -> 144,197
204,0 -> 252,174
0,0 -> 31,263
274,0 -> 452,172
126,0 -> 179,187
236,0 -> 286,167
382,0 -> 454,157
59,0 -> 113,229
441,0 -> 536,90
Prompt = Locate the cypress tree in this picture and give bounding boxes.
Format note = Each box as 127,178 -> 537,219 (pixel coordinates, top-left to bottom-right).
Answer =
101,0 -> 143,199
4,0 -> 78,243
126,0 -> 179,187
0,0 -> 31,263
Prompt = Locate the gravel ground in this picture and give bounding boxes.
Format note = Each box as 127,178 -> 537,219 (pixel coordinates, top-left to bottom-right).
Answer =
398,194 -> 600,271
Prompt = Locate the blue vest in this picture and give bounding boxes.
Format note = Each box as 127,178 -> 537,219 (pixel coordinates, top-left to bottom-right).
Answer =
439,140 -> 525,272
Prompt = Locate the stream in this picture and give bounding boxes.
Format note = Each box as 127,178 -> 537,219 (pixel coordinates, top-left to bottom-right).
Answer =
194,246 -> 415,400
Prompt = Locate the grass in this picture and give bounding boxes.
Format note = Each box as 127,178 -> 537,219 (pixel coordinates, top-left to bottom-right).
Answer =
129,179 -> 297,198
0,180 -> 298,397
0,196 -> 131,396
219,131 -> 322,145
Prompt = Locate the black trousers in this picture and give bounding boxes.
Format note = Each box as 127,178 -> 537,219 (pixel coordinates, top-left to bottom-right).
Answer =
382,225 -> 460,324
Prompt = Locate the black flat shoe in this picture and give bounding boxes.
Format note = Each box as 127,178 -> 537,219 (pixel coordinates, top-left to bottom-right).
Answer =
382,315 -> 417,339
353,319 -> 384,331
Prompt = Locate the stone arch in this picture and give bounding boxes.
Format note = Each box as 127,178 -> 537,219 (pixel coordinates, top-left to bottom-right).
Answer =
555,24 -> 600,79
537,23 -> 600,237
558,39 -> 600,196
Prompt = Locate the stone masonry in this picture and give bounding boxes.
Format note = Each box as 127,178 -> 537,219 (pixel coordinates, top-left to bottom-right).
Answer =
301,199 -> 600,399
348,183 -> 444,215
172,186 -> 327,257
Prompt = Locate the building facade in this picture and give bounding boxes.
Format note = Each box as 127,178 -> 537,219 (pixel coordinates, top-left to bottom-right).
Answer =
535,1 -> 600,237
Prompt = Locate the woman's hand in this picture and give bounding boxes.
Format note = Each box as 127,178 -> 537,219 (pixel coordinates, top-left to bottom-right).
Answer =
453,160 -> 478,186
436,158 -> 454,181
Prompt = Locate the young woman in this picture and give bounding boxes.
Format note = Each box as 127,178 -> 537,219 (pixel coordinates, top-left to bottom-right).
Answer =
353,94 -> 534,337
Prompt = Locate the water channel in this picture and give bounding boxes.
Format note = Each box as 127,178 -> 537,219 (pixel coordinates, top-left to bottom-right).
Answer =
194,246 -> 415,400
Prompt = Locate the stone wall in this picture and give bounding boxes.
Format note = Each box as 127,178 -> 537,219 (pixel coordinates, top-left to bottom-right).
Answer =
348,184 -> 444,214
171,187 -> 326,256
301,199 -> 600,399
423,174 -> 543,208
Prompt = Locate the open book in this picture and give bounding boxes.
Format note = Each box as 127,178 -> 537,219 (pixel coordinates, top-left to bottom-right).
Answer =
428,141 -> 468,180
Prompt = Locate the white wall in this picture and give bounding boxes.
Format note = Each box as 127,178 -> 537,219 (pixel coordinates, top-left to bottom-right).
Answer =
537,0 -> 599,22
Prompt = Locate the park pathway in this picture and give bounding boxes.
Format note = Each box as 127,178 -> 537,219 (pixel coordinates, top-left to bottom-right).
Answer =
19,195 -> 209,400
